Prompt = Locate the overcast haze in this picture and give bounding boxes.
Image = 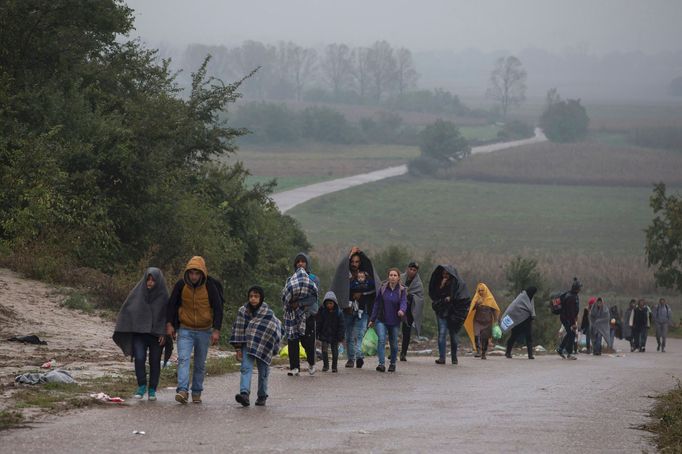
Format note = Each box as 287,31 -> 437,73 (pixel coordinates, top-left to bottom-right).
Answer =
126,0 -> 682,54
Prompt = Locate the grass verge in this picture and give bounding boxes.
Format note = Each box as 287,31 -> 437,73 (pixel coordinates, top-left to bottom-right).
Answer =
644,380 -> 682,453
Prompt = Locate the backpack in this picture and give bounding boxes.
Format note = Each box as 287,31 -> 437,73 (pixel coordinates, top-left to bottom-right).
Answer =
549,291 -> 566,315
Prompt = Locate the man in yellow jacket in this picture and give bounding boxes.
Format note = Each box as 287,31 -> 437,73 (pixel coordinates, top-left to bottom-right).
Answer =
166,256 -> 223,404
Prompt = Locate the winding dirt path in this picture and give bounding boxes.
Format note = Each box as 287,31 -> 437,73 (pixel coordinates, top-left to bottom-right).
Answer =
272,128 -> 547,213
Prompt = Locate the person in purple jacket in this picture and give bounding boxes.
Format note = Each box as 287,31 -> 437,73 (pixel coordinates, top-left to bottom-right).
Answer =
369,268 -> 407,373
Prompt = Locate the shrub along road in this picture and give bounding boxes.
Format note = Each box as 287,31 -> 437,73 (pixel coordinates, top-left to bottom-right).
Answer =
1,338 -> 679,452
272,129 -> 547,212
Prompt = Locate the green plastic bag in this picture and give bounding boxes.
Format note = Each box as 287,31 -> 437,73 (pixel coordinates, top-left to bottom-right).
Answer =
492,324 -> 502,340
361,327 -> 378,356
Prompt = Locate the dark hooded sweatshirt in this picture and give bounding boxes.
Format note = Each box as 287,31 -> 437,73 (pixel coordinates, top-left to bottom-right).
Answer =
316,291 -> 345,343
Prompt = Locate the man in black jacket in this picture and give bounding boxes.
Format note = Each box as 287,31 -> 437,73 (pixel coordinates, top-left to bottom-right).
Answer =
557,278 -> 581,360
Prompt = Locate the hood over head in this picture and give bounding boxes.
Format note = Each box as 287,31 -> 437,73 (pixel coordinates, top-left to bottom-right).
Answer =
428,264 -> 470,302
323,291 -> 339,307
183,256 -> 207,287
524,286 -> 537,301
294,252 -> 312,273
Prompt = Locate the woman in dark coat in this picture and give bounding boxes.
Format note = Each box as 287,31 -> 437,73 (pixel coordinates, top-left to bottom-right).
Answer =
428,265 -> 471,365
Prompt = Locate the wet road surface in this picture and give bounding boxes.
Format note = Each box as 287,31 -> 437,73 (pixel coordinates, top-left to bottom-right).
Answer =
1,336 -> 679,453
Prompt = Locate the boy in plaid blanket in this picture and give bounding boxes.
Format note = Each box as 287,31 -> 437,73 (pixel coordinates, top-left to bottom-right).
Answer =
282,253 -> 320,376
230,286 -> 283,407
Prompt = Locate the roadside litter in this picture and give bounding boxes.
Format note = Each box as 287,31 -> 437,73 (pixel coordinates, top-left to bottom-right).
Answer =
132,430 -> 146,435
15,370 -> 76,385
41,359 -> 57,369
90,392 -> 124,403
534,345 -> 547,352
7,335 -> 47,345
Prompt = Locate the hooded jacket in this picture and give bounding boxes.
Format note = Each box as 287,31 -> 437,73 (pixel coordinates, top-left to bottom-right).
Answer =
292,252 -> 320,317
166,256 -> 223,331
316,291 -> 345,343
113,267 -> 169,358
428,265 -> 471,331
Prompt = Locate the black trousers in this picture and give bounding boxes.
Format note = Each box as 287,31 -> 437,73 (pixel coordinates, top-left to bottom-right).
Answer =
400,321 -> 412,357
506,319 -> 533,357
559,319 -> 576,354
321,342 -> 338,369
132,333 -> 161,389
288,315 -> 316,370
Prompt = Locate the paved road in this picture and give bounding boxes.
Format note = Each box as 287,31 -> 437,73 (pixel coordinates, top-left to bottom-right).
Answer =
2,336 -> 679,453
272,128 -> 547,213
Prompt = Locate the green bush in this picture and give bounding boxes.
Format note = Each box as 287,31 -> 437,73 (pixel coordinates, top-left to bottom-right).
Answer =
61,292 -> 95,313
540,99 -> 590,143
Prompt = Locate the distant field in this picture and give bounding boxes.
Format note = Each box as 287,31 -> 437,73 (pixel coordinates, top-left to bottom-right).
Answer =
291,177 -> 654,256
288,177 -> 669,294
450,141 -> 682,187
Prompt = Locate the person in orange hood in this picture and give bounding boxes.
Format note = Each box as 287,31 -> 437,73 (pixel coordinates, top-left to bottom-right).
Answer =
166,256 -> 224,404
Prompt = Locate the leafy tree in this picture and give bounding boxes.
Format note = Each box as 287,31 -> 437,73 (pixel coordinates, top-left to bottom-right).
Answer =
486,56 -> 527,118
418,120 -> 470,163
505,256 -> 545,297
645,183 -> 682,292
539,91 -> 589,142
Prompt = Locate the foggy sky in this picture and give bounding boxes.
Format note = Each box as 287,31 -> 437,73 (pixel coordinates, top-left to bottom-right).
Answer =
125,0 -> 682,55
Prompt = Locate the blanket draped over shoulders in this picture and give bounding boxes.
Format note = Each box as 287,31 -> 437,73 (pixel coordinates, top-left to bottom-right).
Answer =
499,290 -> 535,333
230,303 -> 283,365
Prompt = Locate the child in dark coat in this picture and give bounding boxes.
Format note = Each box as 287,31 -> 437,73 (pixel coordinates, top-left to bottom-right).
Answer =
316,291 -> 345,372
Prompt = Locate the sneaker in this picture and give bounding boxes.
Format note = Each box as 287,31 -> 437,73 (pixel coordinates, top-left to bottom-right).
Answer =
376,364 -> 386,372
235,392 -> 250,407
134,385 -> 146,399
331,368 -> 338,373
287,368 -> 300,376
345,360 -> 354,368
322,365 -> 329,372
556,348 -> 566,359
387,363 -> 396,372
641,347 -> 646,352
528,355 -> 535,360
175,391 -> 188,404
308,365 -> 316,375
505,353 -> 512,359
481,353 -> 487,360
192,393 -> 202,404
356,358 -> 364,369
399,354 -> 407,362
435,358 -> 445,365
255,396 -> 267,407
452,357 -> 458,365
148,388 -> 157,401
657,344 -> 661,351
567,354 -> 577,360
474,352 -> 481,358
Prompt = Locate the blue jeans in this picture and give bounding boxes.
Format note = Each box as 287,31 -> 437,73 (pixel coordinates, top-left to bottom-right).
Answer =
437,317 -> 458,361
132,333 -> 161,389
240,346 -> 269,398
375,321 -> 399,366
344,311 -> 368,361
176,328 -> 211,394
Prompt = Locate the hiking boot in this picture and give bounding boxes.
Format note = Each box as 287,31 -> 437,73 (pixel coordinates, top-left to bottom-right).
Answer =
556,348 -> 566,359
192,393 -> 202,404
435,358 -> 445,365
481,352 -> 487,360
308,364 -> 317,375
376,364 -> 386,372
345,360 -> 354,368
235,392 -> 250,407
287,368 -> 300,376
175,391 -> 188,404
148,388 -> 157,401
528,354 -> 535,360
451,357 -> 458,365
255,396 -> 267,407
505,353 -> 512,359
356,358 -> 364,369
322,365 -> 329,372
387,363 -> 396,372
134,385 -> 146,399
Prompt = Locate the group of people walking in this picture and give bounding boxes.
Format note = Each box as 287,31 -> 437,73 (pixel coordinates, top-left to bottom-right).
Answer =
112,249 -> 674,408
